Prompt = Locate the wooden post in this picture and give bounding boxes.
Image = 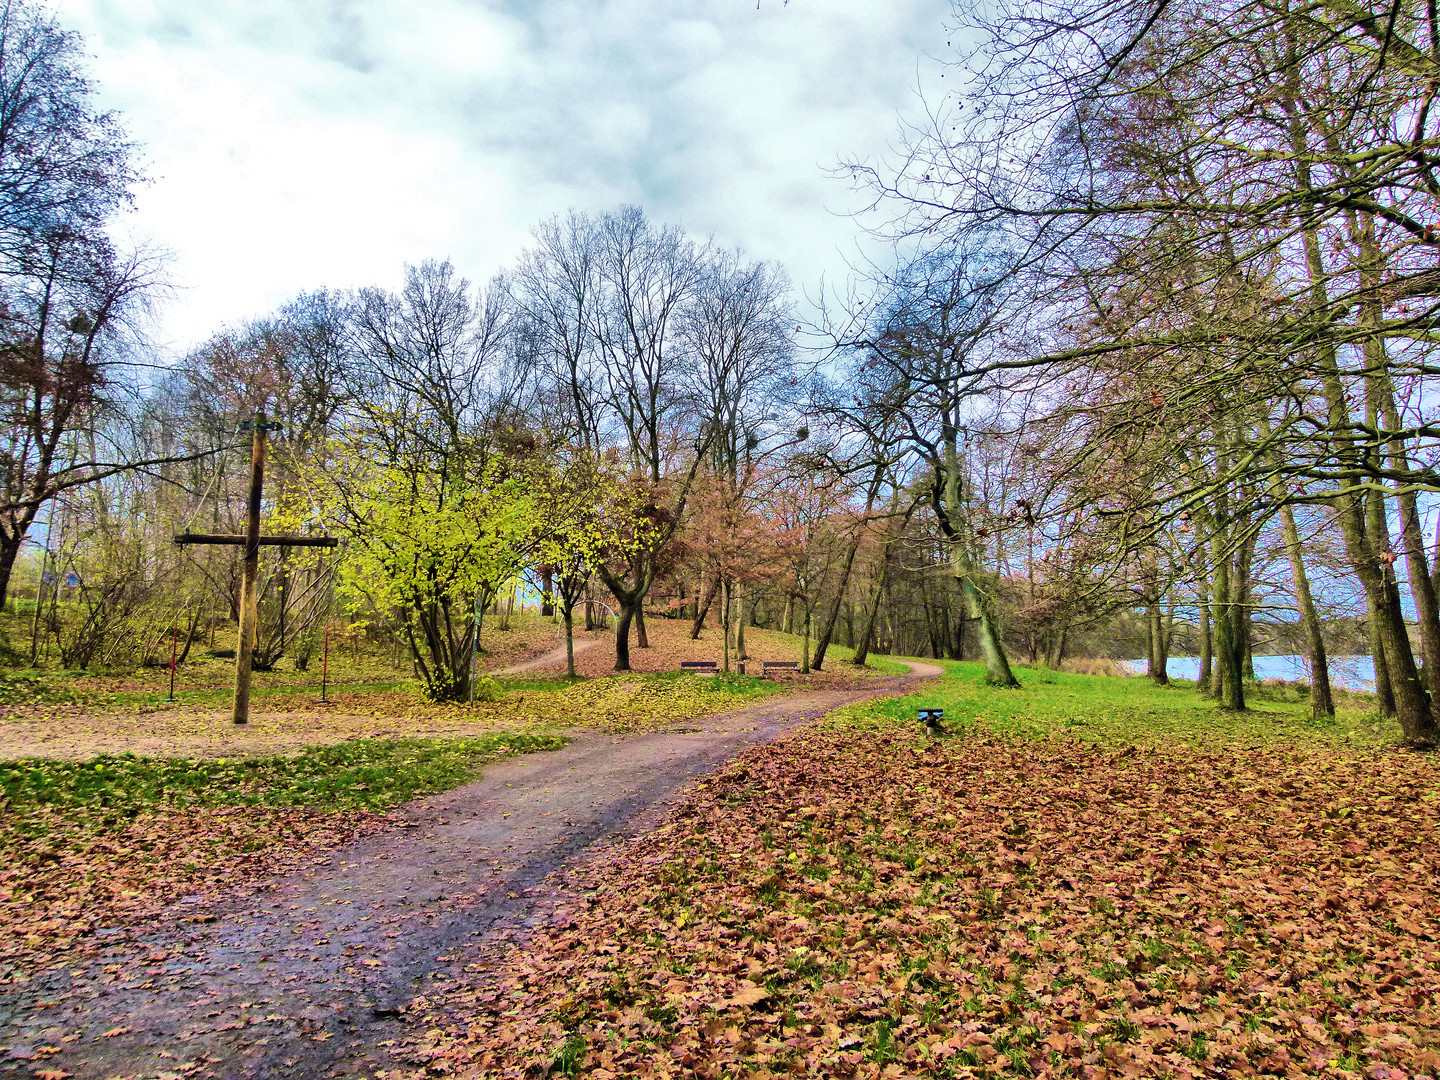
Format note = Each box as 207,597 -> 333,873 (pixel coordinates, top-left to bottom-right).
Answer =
171,415 -> 336,726
233,412 -> 268,726
166,626 -> 178,702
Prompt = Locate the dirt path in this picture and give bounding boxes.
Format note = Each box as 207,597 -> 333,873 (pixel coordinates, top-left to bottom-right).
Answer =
492,636 -> 599,675
0,663 -> 940,1080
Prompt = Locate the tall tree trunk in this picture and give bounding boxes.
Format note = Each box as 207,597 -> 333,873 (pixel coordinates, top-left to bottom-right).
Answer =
1350,218 -> 1434,739
736,586 -> 748,661
1044,617 -> 1068,669
852,559 -> 890,668
1209,525 -> 1245,710
0,534 -> 23,617
614,602 -> 635,672
1271,465 -> 1336,718
1361,398 -> 1430,730
935,436 -> 1019,687
1146,601 -> 1169,685
813,531 -> 864,670
721,579 -> 731,673
1198,576 -> 1213,693
1288,156 -> 1431,738
1376,380 -> 1440,693
1370,615 -> 1396,716
1236,534 -> 1256,681
961,573 -> 1017,686
563,604 -> 576,679
690,574 -> 718,639
801,599 -> 812,674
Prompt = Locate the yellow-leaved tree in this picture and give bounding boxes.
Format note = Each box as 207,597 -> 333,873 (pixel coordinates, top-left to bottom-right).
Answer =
295,419 -> 535,702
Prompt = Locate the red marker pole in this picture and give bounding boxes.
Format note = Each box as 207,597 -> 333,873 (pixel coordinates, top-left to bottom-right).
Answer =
318,622 -> 330,704
165,626 -> 179,702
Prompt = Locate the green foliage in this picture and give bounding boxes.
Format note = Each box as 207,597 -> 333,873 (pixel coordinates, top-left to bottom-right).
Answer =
0,732 -> 566,835
292,424 -> 537,701
836,659 -> 1392,745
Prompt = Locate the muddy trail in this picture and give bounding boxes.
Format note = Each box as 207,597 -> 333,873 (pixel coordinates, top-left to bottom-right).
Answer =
0,665 -> 940,1079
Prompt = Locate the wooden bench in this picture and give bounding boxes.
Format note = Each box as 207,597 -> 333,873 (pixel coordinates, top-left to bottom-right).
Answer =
761,660 -> 800,677
680,660 -> 718,674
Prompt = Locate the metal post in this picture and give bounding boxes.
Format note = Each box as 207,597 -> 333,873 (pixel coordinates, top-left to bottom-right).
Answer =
233,412 -> 267,726
166,626 -> 178,702
319,622 -> 330,704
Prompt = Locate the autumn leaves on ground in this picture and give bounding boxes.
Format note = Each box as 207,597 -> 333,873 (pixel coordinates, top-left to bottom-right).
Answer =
396,669 -> 1438,1080
0,614 -> 886,983
2,621 -> 1438,1080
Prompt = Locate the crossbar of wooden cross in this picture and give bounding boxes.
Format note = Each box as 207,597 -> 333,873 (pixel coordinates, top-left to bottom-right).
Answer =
173,411 -> 338,725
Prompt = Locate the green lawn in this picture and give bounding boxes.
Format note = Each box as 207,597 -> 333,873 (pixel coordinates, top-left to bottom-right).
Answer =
840,659 -> 1391,746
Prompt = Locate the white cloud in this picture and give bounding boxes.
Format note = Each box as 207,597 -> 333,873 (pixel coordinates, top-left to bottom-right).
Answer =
49,0 -> 955,350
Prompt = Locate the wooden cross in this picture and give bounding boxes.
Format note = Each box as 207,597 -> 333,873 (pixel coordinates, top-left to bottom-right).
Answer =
175,411 -> 338,725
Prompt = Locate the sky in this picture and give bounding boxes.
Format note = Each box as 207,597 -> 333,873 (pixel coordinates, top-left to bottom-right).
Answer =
47,0 -> 957,354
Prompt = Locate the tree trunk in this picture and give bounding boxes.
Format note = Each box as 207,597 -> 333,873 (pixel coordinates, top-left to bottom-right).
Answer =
721,579 -> 731,673
852,558 -> 890,668
1146,601 -> 1169,685
1289,182 -> 1430,737
1198,578 -> 1213,693
1360,418 -> 1430,730
1370,614 -> 1396,716
540,566 -> 555,617
1277,501 -> 1335,719
1044,618 -> 1068,669
782,595 -> 793,636
690,575 -> 718,639
962,575 -> 1018,686
1239,540 -> 1256,682
0,534 -> 22,615
1376,382 -> 1440,693
1351,220 -> 1434,740
801,601 -> 811,674
614,602 -> 635,672
635,604 -> 648,648
1210,528 -> 1245,710
736,586 -> 748,661
563,605 -> 575,679
812,531 -> 864,671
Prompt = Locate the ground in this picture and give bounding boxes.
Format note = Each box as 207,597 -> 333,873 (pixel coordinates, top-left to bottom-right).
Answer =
0,667 -> 936,1079
1,648 -> 1436,1080
0,614 -> 893,760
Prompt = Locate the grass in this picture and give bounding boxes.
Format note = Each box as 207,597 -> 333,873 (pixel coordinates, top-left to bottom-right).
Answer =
840,657 -> 1394,745
0,731 -> 567,837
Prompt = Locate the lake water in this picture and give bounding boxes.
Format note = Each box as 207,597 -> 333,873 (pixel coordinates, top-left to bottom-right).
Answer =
1122,654 -> 1377,692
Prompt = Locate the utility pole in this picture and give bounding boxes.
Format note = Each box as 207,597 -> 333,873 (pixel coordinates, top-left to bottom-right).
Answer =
175,411 -> 336,725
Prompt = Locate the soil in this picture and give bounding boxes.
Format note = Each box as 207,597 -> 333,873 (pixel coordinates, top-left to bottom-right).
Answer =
492,636 -> 599,675
0,663 -> 941,1080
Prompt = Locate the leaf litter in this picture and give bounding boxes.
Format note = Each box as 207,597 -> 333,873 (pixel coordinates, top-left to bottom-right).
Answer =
400,726 -> 1440,1079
